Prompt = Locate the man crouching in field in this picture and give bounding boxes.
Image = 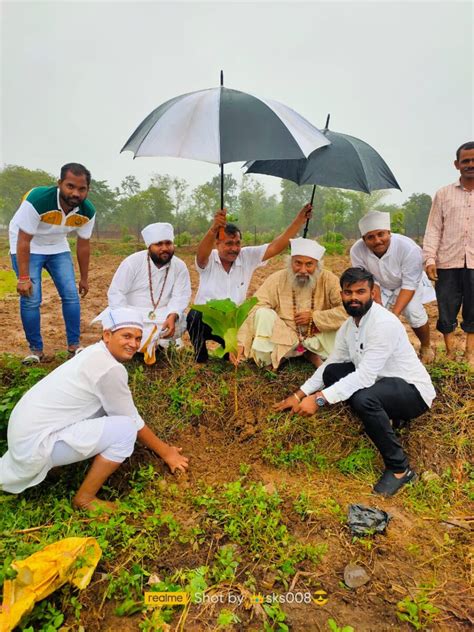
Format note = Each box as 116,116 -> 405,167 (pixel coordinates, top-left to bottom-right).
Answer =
0,307 -> 188,511
274,267 -> 436,497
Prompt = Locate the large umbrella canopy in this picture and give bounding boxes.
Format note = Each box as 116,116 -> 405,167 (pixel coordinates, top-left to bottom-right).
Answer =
121,87 -> 330,165
245,126 -> 401,194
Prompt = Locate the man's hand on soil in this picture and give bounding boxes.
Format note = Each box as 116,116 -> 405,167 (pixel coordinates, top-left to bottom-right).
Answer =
297,396 -> 318,416
273,395 -> 301,413
163,446 -> 189,473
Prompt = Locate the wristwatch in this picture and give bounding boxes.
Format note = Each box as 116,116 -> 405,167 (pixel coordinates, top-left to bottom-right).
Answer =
315,396 -> 326,407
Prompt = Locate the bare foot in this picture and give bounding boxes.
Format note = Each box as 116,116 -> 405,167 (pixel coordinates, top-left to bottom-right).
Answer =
72,495 -> 117,513
420,346 -> 435,364
304,351 -> 323,368
446,349 -> 457,361
463,352 -> 474,369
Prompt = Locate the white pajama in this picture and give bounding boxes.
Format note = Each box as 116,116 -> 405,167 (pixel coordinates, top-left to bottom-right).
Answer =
380,279 -> 433,328
0,342 -> 145,493
50,416 -> 138,466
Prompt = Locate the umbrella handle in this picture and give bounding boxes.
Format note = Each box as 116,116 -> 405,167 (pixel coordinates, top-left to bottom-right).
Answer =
303,186 -> 317,238
219,162 -> 226,242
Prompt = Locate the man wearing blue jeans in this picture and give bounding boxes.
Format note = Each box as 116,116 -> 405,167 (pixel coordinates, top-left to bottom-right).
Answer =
9,163 -> 96,362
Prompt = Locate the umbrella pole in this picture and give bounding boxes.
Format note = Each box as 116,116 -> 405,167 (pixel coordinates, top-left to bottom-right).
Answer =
303,185 -> 317,238
220,69 -> 225,211
220,163 -> 224,210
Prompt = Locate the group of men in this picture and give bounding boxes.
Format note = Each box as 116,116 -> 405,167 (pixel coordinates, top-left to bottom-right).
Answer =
1,141 -> 472,507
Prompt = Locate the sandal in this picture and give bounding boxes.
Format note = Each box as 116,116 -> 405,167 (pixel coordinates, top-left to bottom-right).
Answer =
67,346 -> 84,357
22,352 -> 44,365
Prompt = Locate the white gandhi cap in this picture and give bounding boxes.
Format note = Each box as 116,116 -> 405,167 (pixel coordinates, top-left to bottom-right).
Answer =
358,211 -> 391,236
101,307 -> 144,332
141,222 -> 174,247
290,237 -> 326,261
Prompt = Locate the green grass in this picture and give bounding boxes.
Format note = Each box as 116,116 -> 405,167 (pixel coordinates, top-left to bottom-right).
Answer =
0,270 -> 17,298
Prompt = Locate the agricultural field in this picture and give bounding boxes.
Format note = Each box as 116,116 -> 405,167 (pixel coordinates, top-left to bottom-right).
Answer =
0,240 -> 472,631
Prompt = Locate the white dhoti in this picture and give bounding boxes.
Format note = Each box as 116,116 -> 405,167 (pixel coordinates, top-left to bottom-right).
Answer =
250,307 -> 337,369
381,272 -> 435,329
139,316 -> 187,364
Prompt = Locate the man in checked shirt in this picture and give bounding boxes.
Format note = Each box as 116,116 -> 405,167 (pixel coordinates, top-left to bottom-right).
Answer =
423,142 -> 474,366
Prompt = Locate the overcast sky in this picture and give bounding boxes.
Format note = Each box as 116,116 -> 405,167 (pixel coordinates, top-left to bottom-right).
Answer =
1,0 -> 472,207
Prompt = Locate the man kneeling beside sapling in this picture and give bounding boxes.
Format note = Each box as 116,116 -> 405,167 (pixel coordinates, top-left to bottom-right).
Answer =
0,307 -> 188,511
274,267 -> 436,497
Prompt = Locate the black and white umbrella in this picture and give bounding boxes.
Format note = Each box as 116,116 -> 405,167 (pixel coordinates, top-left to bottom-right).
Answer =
121,72 -> 330,207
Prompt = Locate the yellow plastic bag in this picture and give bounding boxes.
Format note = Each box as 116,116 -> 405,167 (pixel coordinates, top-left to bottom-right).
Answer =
0,536 -> 101,632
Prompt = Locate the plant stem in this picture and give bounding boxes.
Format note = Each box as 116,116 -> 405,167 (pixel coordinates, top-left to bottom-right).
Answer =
234,362 -> 238,415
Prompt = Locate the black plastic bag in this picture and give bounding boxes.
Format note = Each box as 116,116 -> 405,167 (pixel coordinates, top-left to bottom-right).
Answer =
347,504 -> 391,537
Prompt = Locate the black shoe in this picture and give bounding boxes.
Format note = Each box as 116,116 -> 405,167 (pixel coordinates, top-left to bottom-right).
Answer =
195,349 -> 208,363
392,419 -> 409,431
373,469 -> 417,496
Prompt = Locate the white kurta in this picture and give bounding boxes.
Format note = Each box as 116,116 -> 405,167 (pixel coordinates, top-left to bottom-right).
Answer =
0,342 -> 145,494
350,233 -> 435,301
194,245 -> 268,305
99,251 -> 191,350
301,302 -> 436,407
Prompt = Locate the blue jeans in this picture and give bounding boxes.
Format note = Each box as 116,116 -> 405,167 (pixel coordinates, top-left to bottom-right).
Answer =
11,251 -> 80,352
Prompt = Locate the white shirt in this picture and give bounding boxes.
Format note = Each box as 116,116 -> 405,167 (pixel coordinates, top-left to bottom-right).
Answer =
301,302 -> 436,407
9,189 -> 95,255
0,341 -> 144,493
107,251 -> 191,323
350,233 -> 423,292
194,245 -> 268,305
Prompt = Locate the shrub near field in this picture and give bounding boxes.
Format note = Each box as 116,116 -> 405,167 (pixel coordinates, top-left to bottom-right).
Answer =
0,349 -> 472,631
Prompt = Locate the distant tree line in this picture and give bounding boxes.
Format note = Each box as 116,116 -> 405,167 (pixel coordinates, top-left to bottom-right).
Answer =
0,164 -> 432,243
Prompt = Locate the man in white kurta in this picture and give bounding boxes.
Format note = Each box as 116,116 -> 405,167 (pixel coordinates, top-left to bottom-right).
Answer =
0,307 -> 189,511
275,268 -> 436,497
188,204 -> 313,362
350,210 -> 435,363
98,222 -> 191,364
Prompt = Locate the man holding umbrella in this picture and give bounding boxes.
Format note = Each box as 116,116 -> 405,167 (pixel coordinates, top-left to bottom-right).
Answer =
187,204 -> 313,363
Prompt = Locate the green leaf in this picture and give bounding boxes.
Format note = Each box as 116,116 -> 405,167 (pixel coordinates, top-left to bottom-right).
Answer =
191,298 -> 257,356
236,297 -> 258,329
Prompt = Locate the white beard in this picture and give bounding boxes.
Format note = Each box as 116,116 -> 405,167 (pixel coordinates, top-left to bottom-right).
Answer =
286,259 -> 321,291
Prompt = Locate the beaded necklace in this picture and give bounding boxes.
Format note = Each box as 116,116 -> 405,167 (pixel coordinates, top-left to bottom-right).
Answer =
292,287 -> 317,352
147,254 -> 170,320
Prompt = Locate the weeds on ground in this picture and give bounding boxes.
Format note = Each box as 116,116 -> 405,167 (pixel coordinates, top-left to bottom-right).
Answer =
0,351 -> 472,629
396,584 -> 440,630
193,476 -> 327,583
0,270 -> 17,298
327,618 -> 355,632
0,355 -> 49,450
404,467 -> 458,518
335,443 -> 376,479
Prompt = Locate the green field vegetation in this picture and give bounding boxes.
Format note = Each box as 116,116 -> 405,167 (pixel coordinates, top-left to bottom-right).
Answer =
0,351 -> 472,631
0,270 -> 17,298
